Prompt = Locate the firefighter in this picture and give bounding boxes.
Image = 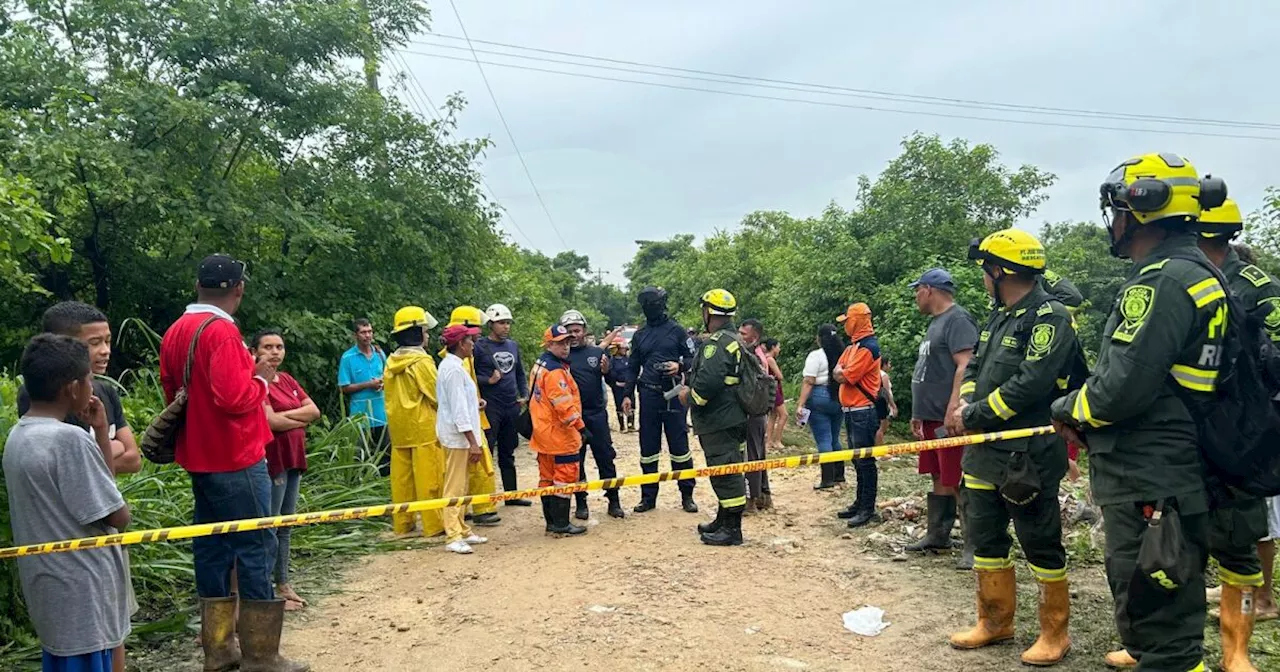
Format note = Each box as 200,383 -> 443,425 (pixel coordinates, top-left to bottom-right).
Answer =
560,310 -> 625,520
1194,198 -> 1272,672
607,342 -> 635,433
680,289 -> 749,546
529,325 -> 589,537
945,229 -> 1079,666
1050,153 -> 1228,672
623,287 -> 698,513
383,306 -> 445,538
441,306 -> 501,527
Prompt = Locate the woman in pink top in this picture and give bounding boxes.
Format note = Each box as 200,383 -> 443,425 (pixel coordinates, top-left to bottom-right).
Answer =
759,338 -> 786,451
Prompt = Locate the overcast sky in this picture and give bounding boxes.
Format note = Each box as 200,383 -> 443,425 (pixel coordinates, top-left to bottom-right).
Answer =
392,1 -> 1278,285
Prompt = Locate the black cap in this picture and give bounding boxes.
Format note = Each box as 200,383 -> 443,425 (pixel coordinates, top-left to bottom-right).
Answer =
198,254 -> 248,289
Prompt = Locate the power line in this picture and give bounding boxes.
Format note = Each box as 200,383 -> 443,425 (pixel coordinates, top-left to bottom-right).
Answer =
387,51 -> 538,249
445,0 -> 569,250
414,34 -> 1280,132
396,48 -> 1280,143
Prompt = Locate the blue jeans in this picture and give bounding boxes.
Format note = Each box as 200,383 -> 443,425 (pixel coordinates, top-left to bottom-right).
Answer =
190,460 -> 277,600
805,386 -> 844,454
844,407 -> 880,510
270,469 -> 302,585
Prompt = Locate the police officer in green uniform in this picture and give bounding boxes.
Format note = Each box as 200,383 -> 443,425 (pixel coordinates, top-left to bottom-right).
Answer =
1195,199 -> 1273,672
944,229 -> 1078,666
1040,269 -> 1084,310
1050,152 -> 1229,672
680,289 -> 749,547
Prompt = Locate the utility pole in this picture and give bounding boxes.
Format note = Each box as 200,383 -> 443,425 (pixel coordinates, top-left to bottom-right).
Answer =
361,0 -> 379,92
590,268 -> 610,285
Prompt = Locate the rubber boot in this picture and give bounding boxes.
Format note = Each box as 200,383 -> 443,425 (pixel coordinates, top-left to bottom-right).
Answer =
1220,584 -> 1259,672
906,493 -> 956,552
616,413 -> 626,432
237,599 -> 310,672
700,507 -> 744,546
814,462 -> 836,490
845,465 -> 879,528
955,490 -> 975,570
1103,650 -> 1137,669
546,497 -> 587,537
201,597 -> 241,672
606,490 -> 625,519
627,413 -> 636,432
949,567 -> 1017,649
540,496 -> 554,532
682,493 -> 699,513
575,491 -> 590,520
1021,579 -> 1072,666
500,465 -> 531,506
633,499 -> 656,513
698,507 -> 724,534
832,460 -> 847,484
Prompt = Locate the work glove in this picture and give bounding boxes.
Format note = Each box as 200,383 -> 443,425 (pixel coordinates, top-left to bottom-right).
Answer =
580,427 -> 594,445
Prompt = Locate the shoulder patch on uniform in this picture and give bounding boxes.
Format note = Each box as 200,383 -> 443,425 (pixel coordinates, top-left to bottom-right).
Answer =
1113,284 -> 1155,344
702,344 -> 717,359
725,340 -> 740,354
709,332 -> 723,341
979,330 -> 990,344
1036,302 -> 1054,317
1138,259 -> 1170,275
1027,323 -> 1056,360
1044,269 -> 1061,285
1261,297 -> 1280,332
1241,264 -> 1272,288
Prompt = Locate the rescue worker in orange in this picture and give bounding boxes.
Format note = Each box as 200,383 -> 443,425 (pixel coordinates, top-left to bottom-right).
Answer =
530,325 -> 589,537
833,303 -> 883,528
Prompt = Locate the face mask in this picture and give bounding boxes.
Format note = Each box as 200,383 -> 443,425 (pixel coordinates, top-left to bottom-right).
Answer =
642,301 -> 667,324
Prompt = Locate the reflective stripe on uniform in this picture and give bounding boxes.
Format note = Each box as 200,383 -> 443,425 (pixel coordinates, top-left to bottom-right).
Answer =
1071,384 -> 1112,428
724,376 -> 740,385
1056,377 -> 1069,390
670,452 -> 694,464
640,453 -> 661,464
1216,564 -> 1264,588
1028,562 -> 1067,583
1170,364 -> 1217,393
690,389 -> 709,406
959,381 -> 976,397
963,473 -> 996,491
720,495 -> 748,508
562,413 -> 581,425
986,388 -> 1015,420
973,554 -> 1014,571
1186,277 -> 1226,308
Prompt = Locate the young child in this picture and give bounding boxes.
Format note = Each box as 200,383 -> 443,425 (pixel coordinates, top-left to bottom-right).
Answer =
4,334 -> 132,672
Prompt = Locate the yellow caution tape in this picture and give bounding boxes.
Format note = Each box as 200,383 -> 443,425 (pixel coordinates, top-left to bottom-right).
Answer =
0,425 -> 1054,559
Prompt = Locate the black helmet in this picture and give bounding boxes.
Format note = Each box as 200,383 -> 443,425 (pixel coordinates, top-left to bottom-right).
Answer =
637,286 -> 668,306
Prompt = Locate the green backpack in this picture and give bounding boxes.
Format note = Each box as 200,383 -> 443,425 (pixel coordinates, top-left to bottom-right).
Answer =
734,337 -> 776,417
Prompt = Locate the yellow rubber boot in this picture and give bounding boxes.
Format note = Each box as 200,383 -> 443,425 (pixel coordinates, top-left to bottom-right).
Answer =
1021,578 -> 1071,666
949,567 -> 1016,649
1103,649 -> 1137,668
1219,584 -> 1259,672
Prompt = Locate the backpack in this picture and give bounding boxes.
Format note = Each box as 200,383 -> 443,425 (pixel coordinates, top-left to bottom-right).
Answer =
140,316 -> 218,464
1166,253 -> 1280,498
734,338 -> 775,417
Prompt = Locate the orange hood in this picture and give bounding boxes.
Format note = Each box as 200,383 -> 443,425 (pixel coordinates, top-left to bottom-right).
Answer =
839,303 -> 874,341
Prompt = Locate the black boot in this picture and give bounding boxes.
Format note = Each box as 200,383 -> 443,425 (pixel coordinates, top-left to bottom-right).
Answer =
845,459 -> 879,528
575,492 -> 590,520
606,490 -> 625,519
698,507 -> 725,534
627,413 -> 636,432
540,496 -> 554,532
831,460 -> 847,484
682,493 -> 699,513
547,497 -> 587,537
814,462 -> 836,490
633,498 -> 657,513
617,413 -> 626,432
906,493 -> 956,552
700,507 -> 744,546
501,465 -> 531,506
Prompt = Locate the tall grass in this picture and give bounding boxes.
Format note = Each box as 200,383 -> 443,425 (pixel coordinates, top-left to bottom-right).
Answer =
0,365 -> 392,669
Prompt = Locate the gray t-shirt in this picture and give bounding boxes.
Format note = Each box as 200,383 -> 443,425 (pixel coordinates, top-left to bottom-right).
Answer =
911,303 -> 979,421
3,416 -> 131,656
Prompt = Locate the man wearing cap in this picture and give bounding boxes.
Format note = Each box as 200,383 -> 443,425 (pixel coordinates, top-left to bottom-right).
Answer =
160,254 -> 309,671
435,323 -> 491,555
907,268 -> 980,566
530,325 -> 589,536
383,306 -> 445,538
440,306 -> 501,527
338,318 -> 389,476
560,310 -> 625,520
474,303 -> 531,507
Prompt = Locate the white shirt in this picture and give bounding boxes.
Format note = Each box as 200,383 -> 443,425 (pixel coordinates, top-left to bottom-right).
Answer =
803,349 -> 832,386
436,353 -> 482,450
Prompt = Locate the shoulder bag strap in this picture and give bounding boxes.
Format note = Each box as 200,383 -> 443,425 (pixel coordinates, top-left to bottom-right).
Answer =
183,316 -> 220,389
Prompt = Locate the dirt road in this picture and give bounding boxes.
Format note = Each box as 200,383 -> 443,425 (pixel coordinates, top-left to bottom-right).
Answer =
282,424 -> 1120,671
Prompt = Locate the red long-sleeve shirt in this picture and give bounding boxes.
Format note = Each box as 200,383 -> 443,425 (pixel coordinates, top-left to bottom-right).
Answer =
160,308 -> 272,473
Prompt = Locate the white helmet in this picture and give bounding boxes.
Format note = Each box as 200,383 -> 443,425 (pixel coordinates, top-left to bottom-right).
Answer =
485,304 -> 514,323
559,309 -> 587,327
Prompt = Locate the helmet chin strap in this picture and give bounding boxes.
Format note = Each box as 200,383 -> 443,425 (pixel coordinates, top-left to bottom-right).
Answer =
985,264 -> 1009,308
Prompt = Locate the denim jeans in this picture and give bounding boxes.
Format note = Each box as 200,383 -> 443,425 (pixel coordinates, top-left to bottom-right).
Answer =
270,469 -> 302,585
844,406 -> 880,508
805,386 -> 844,454
190,459 -> 277,600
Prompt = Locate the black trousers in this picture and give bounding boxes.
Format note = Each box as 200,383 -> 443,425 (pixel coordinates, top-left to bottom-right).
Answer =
637,387 -> 694,501
963,479 -> 1066,578
577,409 -> 619,500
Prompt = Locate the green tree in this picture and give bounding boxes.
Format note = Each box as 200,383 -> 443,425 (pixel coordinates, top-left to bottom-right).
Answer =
0,172 -> 69,294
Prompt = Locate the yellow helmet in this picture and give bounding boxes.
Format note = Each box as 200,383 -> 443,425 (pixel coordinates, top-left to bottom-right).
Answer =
447,305 -> 488,328
700,288 -> 737,316
392,306 -> 438,334
968,229 -> 1046,274
1099,153 -> 1227,225
1199,198 -> 1244,239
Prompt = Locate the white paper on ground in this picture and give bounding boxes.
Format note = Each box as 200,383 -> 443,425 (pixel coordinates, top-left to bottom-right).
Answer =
842,606 -> 890,636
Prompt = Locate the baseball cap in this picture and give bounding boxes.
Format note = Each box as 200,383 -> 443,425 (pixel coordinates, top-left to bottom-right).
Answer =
198,254 -> 248,289
543,324 -> 572,345
908,268 -> 956,293
441,324 -> 479,346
